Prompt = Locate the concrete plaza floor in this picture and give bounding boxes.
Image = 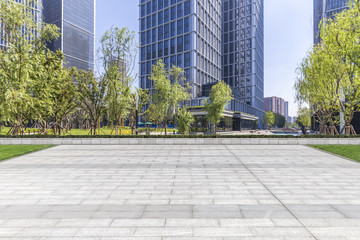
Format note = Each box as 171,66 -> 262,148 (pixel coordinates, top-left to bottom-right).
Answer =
0,145 -> 359,239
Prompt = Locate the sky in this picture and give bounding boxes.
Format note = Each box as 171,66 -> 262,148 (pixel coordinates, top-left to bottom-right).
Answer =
96,0 -> 314,117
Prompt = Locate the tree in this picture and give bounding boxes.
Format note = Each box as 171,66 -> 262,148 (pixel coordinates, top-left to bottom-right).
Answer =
75,70 -> 107,135
149,60 -> 170,133
295,45 -> 342,135
149,60 -> 191,135
128,88 -> 149,135
177,108 -> 194,135
0,0 -> 62,135
295,1 -> 360,135
297,108 -> 311,135
320,2 -> 360,135
203,81 -> 233,134
168,66 -> 192,134
274,113 -> 286,128
48,68 -> 78,135
263,111 -> 275,129
99,27 -> 137,135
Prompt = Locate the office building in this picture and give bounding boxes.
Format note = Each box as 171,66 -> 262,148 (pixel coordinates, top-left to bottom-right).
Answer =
139,0 -> 222,98
222,0 -> 264,118
284,101 -> 289,120
314,0 -> 348,44
139,0 -> 264,129
264,96 -> 285,116
42,0 -> 96,70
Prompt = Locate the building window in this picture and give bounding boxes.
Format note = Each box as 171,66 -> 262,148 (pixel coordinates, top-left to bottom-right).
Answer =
177,19 -> 183,35
184,52 -> 190,67
177,3 -> 183,18
164,9 -> 169,22
184,1 -> 190,15
171,6 -> 176,20
158,26 -> 163,40
177,36 -> 183,52
184,17 -> 190,33
184,34 -> 190,51
164,24 -> 169,38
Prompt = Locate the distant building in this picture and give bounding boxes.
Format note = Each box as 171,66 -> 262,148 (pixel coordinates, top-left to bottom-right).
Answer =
43,0 -> 96,70
284,101 -> 289,120
314,0 -> 348,44
287,116 -> 293,123
264,97 -> 285,116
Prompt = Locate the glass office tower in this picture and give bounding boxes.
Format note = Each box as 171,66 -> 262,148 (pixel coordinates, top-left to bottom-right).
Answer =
139,0 -> 222,98
42,0 -> 96,70
314,0 -> 348,44
222,0 -> 264,118
139,0 -> 264,121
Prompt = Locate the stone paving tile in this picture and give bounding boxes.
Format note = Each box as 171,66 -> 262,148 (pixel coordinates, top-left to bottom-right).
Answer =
0,145 -> 359,239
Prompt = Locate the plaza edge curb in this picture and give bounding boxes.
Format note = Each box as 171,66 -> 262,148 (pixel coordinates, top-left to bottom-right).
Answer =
0,138 -> 360,145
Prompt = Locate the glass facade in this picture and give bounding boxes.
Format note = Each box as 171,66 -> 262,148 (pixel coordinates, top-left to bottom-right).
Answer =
139,0 -> 264,120
43,0 -> 95,70
222,0 -> 264,119
314,0 -> 348,44
139,0 -> 222,98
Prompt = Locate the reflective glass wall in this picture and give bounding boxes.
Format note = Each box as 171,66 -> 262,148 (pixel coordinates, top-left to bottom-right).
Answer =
139,0 -> 222,98
43,0 -> 95,70
222,0 -> 264,119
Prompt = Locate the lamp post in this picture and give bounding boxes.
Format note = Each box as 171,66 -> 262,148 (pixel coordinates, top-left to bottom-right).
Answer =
173,105 -> 176,135
135,96 -> 139,136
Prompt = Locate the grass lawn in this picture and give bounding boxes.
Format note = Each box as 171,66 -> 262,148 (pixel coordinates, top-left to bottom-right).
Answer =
311,145 -> 360,162
0,145 -> 53,162
1,126 -> 177,136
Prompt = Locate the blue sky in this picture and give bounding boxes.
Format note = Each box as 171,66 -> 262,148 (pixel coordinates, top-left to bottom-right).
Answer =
96,0 -> 314,117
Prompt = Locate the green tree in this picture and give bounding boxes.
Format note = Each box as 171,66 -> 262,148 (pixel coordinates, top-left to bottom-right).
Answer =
128,88 -> 149,135
149,60 -> 170,133
295,45 -> 342,135
320,1 -> 360,134
274,113 -> 286,128
263,111 -> 275,129
296,1 -> 360,135
168,66 -> 192,134
203,81 -> 233,134
75,70 -> 107,135
48,68 -> 78,135
177,108 -> 194,135
297,107 -> 312,135
99,27 -> 136,135
149,60 -> 191,135
0,0 -> 62,135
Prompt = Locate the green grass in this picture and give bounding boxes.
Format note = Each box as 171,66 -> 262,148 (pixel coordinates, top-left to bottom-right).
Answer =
0,145 -> 53,162
311,145 -> 360,162
0,126 -> 177,136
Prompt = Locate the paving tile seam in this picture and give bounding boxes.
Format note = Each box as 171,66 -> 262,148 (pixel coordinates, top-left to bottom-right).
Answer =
224,145 -> 319,240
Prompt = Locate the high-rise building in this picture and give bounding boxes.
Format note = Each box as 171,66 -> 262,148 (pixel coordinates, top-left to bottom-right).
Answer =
264,96 -> 285,116
139,0 -> 222,98
222,0 -> 264,118
139,0 -> 264,123
284,101 -> 289,120
42,0 -> 96,70
314,0 -> 348,44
